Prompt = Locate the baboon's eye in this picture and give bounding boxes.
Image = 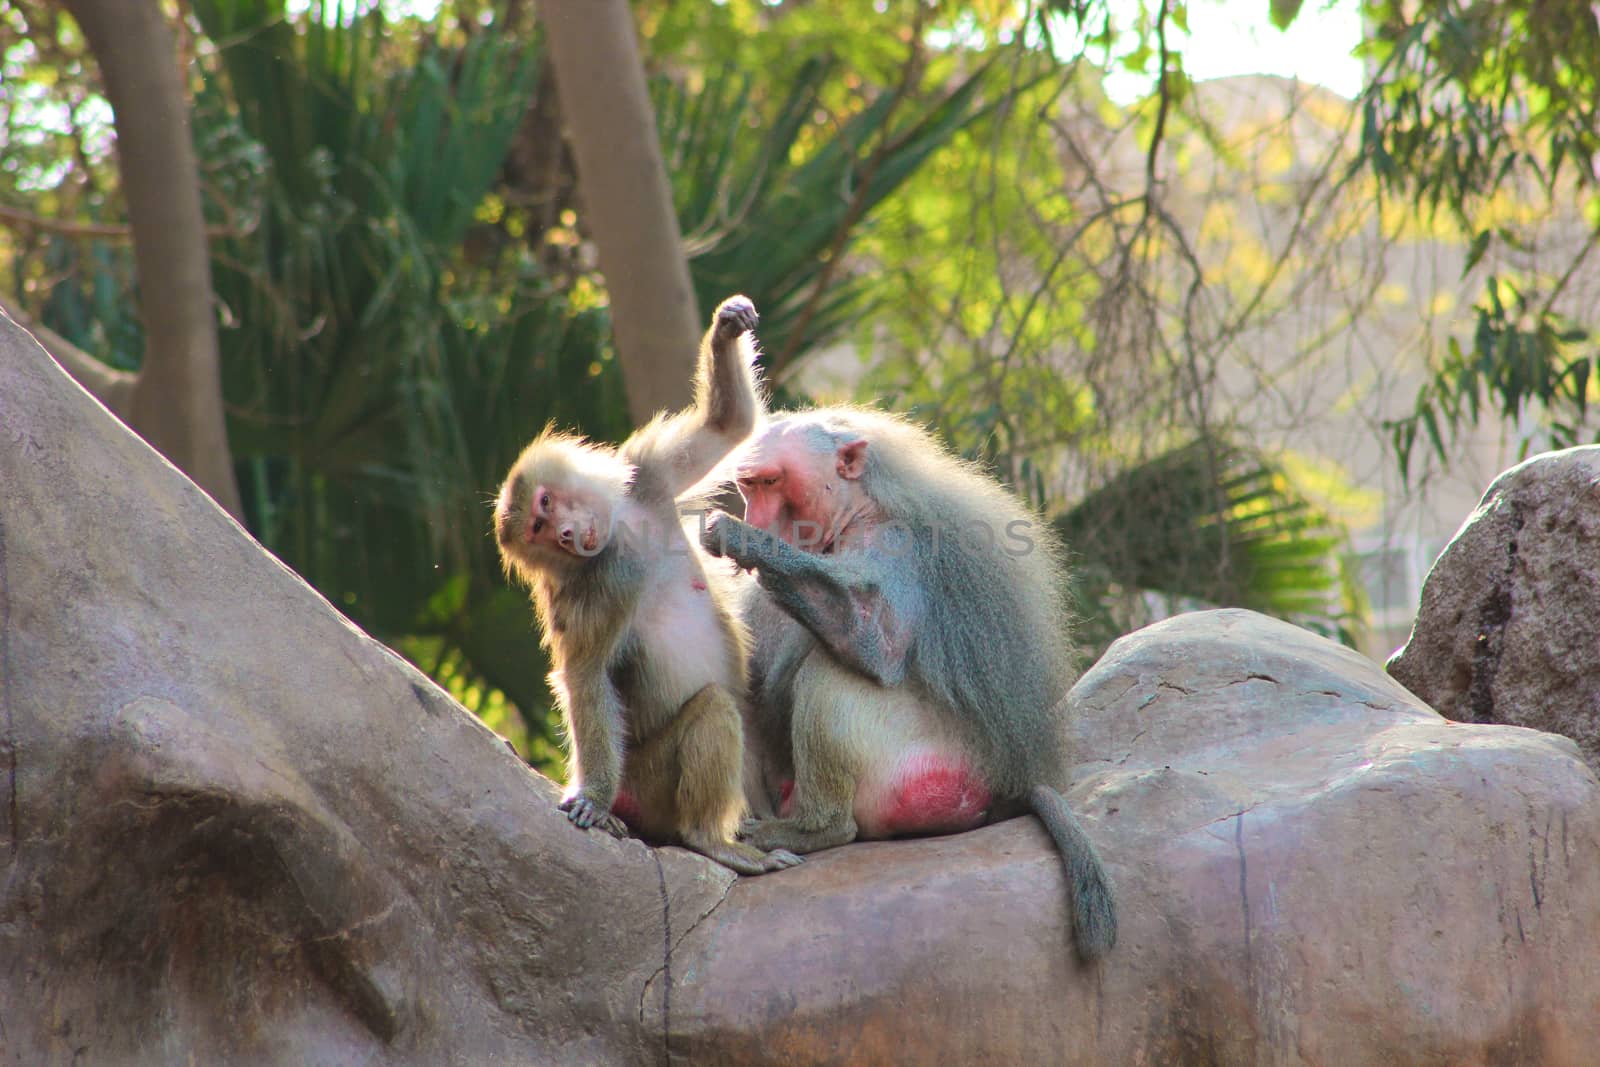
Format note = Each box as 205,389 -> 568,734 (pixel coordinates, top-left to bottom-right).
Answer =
540,492 -> 551,510
532,519 -> 545,535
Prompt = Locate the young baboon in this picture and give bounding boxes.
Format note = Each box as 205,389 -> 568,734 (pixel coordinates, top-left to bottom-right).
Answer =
494,295 -> 799,876
703,407 -> 1117,956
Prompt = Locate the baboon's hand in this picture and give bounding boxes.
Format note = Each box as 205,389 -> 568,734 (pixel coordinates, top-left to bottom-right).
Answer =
712,295 -> 758,346
699,510 -> 758,567
559,792 -> 627,838
700,510 -> 732,558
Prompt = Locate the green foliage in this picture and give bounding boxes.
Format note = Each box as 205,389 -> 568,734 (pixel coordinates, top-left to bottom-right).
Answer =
647,2 -> 1359,650
1359,0 -> 1600,217
1358,0 -> 1600,471
8,0 -> 1365,754
188,0 -> 625,740
179,0 -> 1011,747
0,3 -> 131,363
1056,436 -> 1361,658
853,56 -> 1108,452
659,55 -> 1000,374
1389,276 -> 1595,479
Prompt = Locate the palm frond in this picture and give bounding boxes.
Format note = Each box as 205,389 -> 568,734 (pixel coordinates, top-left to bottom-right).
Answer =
1056,436 -> 1360,655
655,58 -> 1009,366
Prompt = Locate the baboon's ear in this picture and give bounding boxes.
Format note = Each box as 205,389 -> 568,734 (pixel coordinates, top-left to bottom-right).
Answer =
836,439 -> 868,480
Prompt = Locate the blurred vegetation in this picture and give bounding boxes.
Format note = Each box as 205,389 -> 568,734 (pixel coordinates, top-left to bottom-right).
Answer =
1058,435 -> 1362,657
1356,0 -> 1600,478
0,0 -> 1441,771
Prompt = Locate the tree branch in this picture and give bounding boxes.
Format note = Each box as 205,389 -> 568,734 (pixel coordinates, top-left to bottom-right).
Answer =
0,201 -> 255,242
1143,0 -> 1174,213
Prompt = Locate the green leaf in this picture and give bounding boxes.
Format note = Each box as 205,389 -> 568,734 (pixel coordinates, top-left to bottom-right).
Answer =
1268,0 -> 1305,32
1463,229 -> 1492,275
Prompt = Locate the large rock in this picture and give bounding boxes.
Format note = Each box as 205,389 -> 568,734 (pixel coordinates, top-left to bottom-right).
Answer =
669,609 -> 1600,1065
1389,446 -> 1600,769
4,310 -> 1599,1065
0,309 -> 737,1064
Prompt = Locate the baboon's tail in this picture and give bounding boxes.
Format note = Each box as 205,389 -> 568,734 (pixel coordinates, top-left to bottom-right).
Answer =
1028,784 -> 1117,963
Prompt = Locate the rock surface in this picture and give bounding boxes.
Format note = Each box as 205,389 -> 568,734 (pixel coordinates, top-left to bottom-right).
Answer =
1389,446 -> 1600,769
4,310 -> 1600,1065
674,609 -> 1600,1065
0,310 -> 736,1064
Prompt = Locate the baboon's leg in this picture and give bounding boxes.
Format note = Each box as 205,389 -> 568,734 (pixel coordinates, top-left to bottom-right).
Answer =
737,657 -> 860,855
668,684 -> 802,875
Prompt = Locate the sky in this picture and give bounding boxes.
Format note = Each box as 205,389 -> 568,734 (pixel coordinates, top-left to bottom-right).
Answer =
285,0 -> 1367,103
1106,0 -> 1365,102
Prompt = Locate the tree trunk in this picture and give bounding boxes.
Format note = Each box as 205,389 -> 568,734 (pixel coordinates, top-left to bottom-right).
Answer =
536,0 -> 701,423
61,0 -> 243,520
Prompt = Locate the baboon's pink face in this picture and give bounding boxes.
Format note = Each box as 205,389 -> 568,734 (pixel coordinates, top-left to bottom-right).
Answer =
495,478 -> 606,569
736,424 -> 868,553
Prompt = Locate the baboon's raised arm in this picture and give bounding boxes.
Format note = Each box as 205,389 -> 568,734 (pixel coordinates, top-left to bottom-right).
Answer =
622,295 -> 761,505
